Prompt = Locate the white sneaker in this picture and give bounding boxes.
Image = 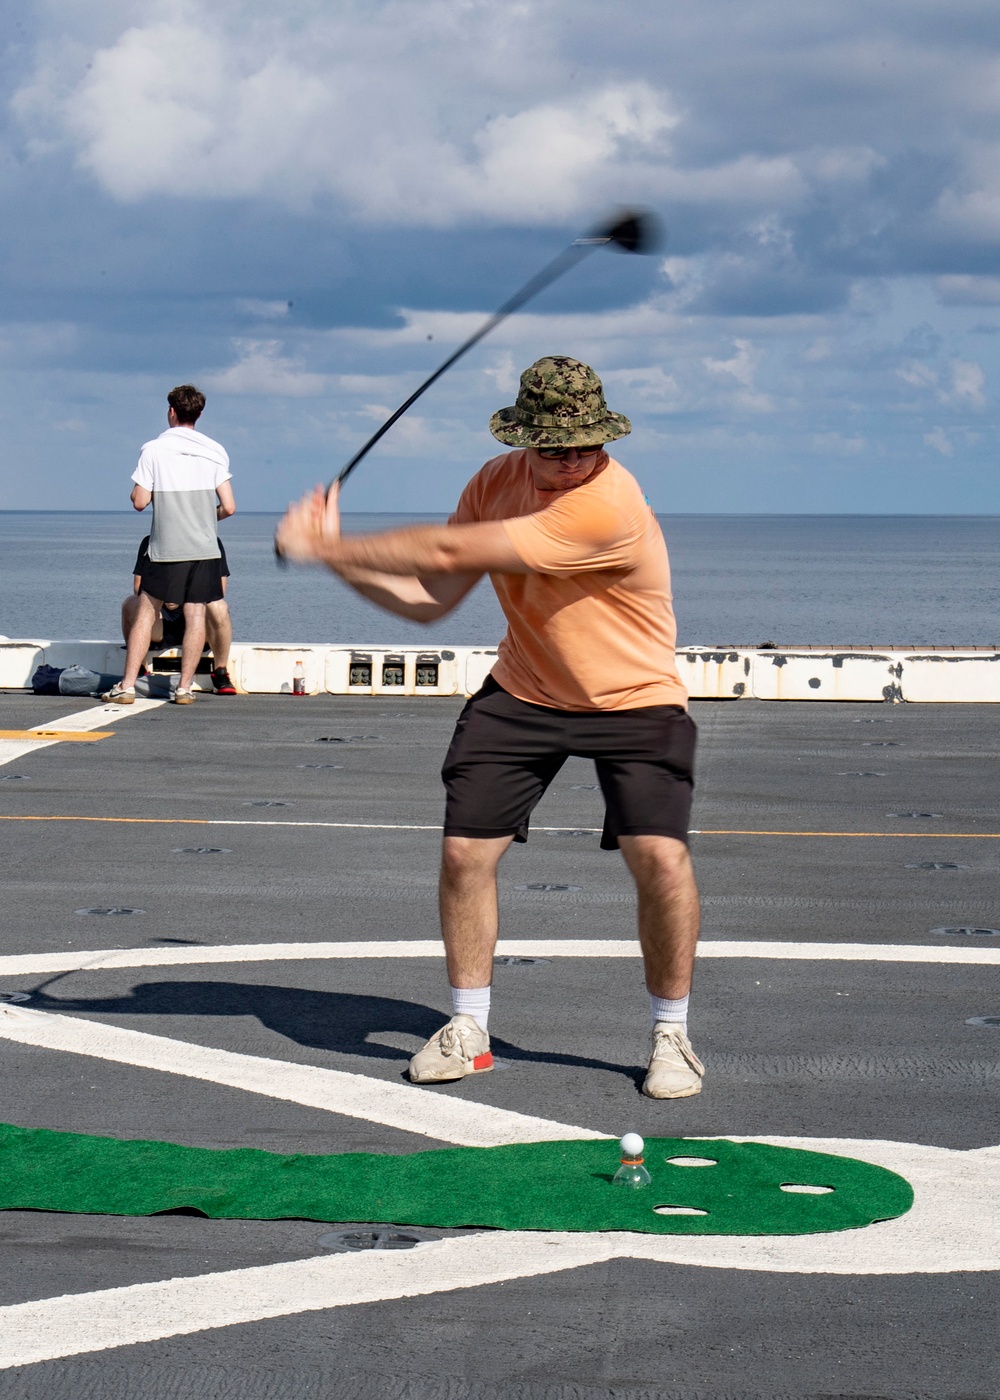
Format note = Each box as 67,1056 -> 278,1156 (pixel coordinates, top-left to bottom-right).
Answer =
642,1022 -> 705,1099
408,1014 -> 493,1083
101,683 -> 135,705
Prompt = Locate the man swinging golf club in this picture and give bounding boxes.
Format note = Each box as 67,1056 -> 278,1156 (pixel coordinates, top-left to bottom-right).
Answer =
276,356 -> 703,1098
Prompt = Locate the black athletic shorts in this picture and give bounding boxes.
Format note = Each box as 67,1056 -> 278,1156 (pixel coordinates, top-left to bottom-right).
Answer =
140,557 -> 224,606
442,677 -> 696,850
159,607 -> 186,646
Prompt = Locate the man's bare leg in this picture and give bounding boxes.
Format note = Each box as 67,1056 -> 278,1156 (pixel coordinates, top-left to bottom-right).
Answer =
120,593 -> 160,689
619,833 -> 703,1098
407,835 -> 512,1083
205,600 -> 232,671
179,603 -> 207,693
618,834 -> 700,998
439,835 -> 514,986
121,594 -> 164,647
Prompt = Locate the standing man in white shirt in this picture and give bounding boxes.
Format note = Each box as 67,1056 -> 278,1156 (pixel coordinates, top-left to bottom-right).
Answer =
103,385 -> 236,706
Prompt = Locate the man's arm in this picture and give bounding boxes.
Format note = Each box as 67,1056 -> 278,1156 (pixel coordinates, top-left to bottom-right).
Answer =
335,566 -> 482,622
276,484 -> 526,579
131,484 -> 152,511
216,480 -> 236,520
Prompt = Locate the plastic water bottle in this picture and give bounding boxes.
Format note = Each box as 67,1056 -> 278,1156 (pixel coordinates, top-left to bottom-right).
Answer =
292,660 -> 306,696
612,1132 -> 652,1188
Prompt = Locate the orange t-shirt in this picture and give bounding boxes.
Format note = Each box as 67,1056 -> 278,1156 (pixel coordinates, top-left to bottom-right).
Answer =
451,450 -> 687,712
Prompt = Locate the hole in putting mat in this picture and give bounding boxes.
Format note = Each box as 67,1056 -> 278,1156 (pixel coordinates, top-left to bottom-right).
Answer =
243,800 -> 292,808
780,1183 -> 835,1194
570,784 -> 600,790
75,907 -> 144,916
966,1016 -> 1000,1027
0,774 -> 30,781
665,1156 -> 717,1167
316,1227 -> 439,1252
172,847 -> 231,855
494,955 -> 551,966
933,926 -> 1000,937
547,829 -> 593,837
837,771 -> 886,777
864,741 -> 900,747
0,992 -> 31,1003
653,1205 -> 709,1217
296,763 -> 344,769
514,883 -> 581,893
889,812 -> 943,819
905,862 -> 968,870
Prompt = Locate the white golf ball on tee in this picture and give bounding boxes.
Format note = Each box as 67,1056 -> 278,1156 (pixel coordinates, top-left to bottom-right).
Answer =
620,1133 -> 644,1158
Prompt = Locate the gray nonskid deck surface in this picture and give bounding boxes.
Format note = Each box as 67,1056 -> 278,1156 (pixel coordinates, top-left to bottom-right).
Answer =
1,691 -> 998,1398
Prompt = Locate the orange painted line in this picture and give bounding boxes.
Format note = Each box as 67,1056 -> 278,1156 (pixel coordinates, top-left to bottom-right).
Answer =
0,730 -> 113,742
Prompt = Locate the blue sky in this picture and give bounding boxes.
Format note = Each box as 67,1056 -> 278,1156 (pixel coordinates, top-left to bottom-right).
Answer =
4,0 -> 1000,513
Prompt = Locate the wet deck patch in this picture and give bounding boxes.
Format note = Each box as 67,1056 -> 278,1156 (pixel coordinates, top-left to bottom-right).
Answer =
0,1127 -> 912,1235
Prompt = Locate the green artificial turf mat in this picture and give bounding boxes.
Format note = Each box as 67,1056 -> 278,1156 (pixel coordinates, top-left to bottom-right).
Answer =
0,1124 -> 912,1235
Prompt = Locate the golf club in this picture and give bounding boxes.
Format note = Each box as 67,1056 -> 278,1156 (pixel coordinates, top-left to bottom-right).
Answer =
275,207 -> 662,561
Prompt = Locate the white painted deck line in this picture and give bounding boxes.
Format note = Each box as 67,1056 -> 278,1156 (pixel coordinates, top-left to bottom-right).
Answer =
0,699 -> 163,767
0,1005 -> 603,1148
0,1232 -> 618,1371
1,938 -> 998,979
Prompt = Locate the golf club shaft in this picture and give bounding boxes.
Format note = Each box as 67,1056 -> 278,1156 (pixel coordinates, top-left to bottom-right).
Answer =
333,238 -> 598,489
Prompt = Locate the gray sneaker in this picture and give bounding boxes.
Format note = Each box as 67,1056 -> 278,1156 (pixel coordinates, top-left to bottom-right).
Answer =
408,1014 -> 493,1084
642,1022 -> 705,1099
101,683 -> 135,705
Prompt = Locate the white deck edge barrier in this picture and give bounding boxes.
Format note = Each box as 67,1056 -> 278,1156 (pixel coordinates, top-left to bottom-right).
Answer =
3,639 -> 1000,701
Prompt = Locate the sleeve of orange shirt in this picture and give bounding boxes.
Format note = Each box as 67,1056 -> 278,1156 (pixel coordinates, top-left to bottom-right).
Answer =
501,486 -> 645,575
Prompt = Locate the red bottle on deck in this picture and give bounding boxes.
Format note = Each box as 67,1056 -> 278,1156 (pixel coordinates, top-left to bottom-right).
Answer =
292,660 -> 306,696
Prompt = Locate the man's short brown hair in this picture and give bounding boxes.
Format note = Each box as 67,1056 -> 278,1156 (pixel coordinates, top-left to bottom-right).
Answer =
167,385 -> 206,424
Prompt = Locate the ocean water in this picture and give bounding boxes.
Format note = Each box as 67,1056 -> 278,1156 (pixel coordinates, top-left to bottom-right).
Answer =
2,511 -> 999,648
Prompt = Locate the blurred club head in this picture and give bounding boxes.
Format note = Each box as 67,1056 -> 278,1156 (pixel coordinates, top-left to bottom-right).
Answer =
594,209 -> 664,255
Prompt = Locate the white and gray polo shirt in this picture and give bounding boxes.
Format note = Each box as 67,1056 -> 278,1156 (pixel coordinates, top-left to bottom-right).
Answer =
132,427 -> 232,563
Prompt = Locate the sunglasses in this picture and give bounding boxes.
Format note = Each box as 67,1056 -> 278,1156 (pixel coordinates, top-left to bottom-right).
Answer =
535,444 -> 605,460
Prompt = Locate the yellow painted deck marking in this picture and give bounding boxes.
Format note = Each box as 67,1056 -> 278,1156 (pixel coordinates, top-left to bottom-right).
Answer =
0,814 -> 999,838
0,730 -> 113,743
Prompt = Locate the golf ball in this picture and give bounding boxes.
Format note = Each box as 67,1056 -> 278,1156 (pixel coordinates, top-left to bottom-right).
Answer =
620,1133 -> 644,1158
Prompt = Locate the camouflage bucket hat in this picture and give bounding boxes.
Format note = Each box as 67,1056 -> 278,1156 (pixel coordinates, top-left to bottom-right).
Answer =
489,356 -> 631,448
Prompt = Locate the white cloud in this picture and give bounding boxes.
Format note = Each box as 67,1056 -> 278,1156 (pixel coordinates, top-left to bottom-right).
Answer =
701,339 -> 775,412
203,339 -> 328,396
924,427 -> 954,457
703,340 -> 757,387
935,275 -> 1000,306
12,8 -> 677,222
896,361 -> 938,391
236,299 -> 293,320
949,358 -> 987,407
810,432 -> 866,456
602,365 -> 685,414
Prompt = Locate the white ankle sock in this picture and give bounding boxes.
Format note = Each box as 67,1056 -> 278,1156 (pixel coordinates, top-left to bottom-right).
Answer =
451,985 -> 491,1033
650,993 -> 689,1030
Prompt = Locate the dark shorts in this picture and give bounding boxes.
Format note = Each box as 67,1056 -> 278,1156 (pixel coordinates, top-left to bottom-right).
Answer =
159,608 -> 186,646
442,678 -> 696,850
140,558 -> 224,606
